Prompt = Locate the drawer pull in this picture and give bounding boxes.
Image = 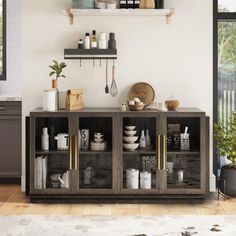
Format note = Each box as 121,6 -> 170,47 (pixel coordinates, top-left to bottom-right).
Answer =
0,107 -> 5,111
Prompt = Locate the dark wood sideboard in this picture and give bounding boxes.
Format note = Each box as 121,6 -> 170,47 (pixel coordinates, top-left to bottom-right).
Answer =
27,108 -> 209,203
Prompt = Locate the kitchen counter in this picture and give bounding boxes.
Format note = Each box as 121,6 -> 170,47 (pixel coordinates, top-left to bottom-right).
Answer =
0,95 -> 22,101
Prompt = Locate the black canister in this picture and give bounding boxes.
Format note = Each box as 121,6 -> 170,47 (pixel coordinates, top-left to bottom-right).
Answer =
155,0 -> 164,9
108,33 -> 116,49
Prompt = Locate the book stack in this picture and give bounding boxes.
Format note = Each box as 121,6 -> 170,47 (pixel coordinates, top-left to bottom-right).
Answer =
34,155 -> 48,189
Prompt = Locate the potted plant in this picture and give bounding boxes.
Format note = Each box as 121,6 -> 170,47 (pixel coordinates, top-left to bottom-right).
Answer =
49,60 -> 67,89
214,112 -> 236,196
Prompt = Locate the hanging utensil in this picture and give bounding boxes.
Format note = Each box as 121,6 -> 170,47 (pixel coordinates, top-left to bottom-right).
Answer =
105,60 -> 109,94
110,61 -> 118,97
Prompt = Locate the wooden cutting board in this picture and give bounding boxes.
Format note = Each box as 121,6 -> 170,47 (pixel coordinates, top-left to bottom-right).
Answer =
129,82 -> 155,106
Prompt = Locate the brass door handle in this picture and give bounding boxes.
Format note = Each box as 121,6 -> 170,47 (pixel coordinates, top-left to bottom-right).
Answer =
69,135 -> 73,170
75,135 -> 78,170
163,135 -> 167,170
157,135 -> 161,170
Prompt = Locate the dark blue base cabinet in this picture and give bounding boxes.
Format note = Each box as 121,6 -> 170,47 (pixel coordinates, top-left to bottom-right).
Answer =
28,108 -> 209,203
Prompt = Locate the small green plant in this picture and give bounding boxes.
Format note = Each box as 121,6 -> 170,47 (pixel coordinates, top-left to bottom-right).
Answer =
49,60 -> 67,80
214,112 -> 236,168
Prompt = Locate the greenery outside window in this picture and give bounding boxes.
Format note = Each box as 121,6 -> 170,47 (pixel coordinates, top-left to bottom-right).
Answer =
214,0 -> 236,175
0,0 -> 6,80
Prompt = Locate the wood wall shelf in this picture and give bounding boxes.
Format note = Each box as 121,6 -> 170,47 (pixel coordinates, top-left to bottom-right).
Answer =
64,48 -> 117,60
62,8 -> 175,25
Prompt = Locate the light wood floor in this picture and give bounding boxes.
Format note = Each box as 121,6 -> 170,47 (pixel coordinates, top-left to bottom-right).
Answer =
0,185 -> 236,216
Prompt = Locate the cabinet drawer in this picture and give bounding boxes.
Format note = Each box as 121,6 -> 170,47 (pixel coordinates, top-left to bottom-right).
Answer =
0,102 -> 21,116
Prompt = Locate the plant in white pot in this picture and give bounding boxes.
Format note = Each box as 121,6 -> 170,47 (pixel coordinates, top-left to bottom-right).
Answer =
48,60 -> 67,110
214,112 -> 236,196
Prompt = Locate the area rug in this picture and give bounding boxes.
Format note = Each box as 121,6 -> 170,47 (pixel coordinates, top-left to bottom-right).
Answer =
0,215 -> 236,236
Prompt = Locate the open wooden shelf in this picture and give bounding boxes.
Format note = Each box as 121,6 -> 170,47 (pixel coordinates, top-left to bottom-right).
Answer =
79,150 -> 112,155
35,150 -> 69,155
167,150 -> 200,155
62,8 -> 175,25
64,48 -> 117,60
123,149 -> 156,155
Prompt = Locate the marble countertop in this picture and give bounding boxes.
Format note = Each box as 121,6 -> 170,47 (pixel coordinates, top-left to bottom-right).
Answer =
0,94 -> 22,101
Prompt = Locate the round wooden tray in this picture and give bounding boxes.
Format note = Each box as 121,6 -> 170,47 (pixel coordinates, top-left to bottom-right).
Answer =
129,82 -> 155,106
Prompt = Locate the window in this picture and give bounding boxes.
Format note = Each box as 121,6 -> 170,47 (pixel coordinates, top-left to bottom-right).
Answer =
218,0 -> 236,12
214,0 -> 236,174
0,0 -> 6,80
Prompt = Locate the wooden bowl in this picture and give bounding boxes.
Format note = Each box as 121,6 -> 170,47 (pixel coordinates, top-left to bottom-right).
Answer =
128,103 -> 145,111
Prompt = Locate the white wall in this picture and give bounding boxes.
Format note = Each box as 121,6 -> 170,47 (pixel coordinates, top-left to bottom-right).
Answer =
0,0 -> 22,95
22,0 -> 214,189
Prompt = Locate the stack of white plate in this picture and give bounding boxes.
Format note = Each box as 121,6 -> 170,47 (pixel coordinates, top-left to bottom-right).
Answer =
72,0 -> 94,9
123,126 -> 139,151
90,133 -> 108,151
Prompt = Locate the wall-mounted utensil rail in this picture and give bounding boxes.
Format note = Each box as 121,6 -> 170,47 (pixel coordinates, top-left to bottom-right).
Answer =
64,49 -> 117,60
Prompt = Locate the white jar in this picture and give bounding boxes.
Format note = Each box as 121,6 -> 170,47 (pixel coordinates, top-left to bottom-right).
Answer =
126,169 -> 139,189
140,171 -> 151,189
43,89 -> 57,112
41,127 -> 49,151
99,32 -> 107,49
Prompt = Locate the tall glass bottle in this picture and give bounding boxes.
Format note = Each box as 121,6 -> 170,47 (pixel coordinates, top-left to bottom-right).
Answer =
91,30 -> 97,48
140,130 -> 146,148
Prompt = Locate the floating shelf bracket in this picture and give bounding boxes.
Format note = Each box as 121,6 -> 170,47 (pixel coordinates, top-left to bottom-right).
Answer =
166,8 -> 175,24
66,9 -> 74,25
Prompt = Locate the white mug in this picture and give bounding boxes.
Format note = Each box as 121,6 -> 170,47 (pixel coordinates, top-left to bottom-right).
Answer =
54,133 -> 69,150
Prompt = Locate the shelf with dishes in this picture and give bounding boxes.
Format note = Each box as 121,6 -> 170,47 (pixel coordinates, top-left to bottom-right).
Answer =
35,150 -> 69,155
79,150 -> 112,155
62,8 -> 174,25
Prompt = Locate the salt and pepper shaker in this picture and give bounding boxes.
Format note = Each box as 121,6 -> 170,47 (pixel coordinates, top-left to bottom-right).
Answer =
121,103 -> 127,111
99,32 -> 107,49
108,33 -> 116,49
78,39 -> 83,49
84,33 -> 90,49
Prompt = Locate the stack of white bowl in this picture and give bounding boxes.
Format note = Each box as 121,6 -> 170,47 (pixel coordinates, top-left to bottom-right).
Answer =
123,126 -> 139,151
90,133 -> 107,151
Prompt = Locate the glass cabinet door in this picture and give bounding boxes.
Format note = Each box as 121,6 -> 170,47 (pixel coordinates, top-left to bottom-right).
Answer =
76,116 -> 114,192
121,115 -> 160,193
32,116 -> 71,194
164,116 -> 203,193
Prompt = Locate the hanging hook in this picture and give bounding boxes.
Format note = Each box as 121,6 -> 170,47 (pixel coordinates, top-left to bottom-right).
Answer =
113,59 -> 115,68
93,60 -> 95,67
80,59 -> 82,67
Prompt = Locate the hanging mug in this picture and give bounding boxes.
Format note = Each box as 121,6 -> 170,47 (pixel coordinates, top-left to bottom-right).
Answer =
81,129 -> 89,150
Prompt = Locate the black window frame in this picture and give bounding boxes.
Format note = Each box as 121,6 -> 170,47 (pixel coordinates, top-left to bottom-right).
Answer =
0,0 -> 6,80
213,1 -> 236,176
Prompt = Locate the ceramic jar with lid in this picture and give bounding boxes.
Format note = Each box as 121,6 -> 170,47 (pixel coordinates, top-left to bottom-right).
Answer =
165,94 -> 180,111
126,169 -> 139,189
140,171 -> 151,189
